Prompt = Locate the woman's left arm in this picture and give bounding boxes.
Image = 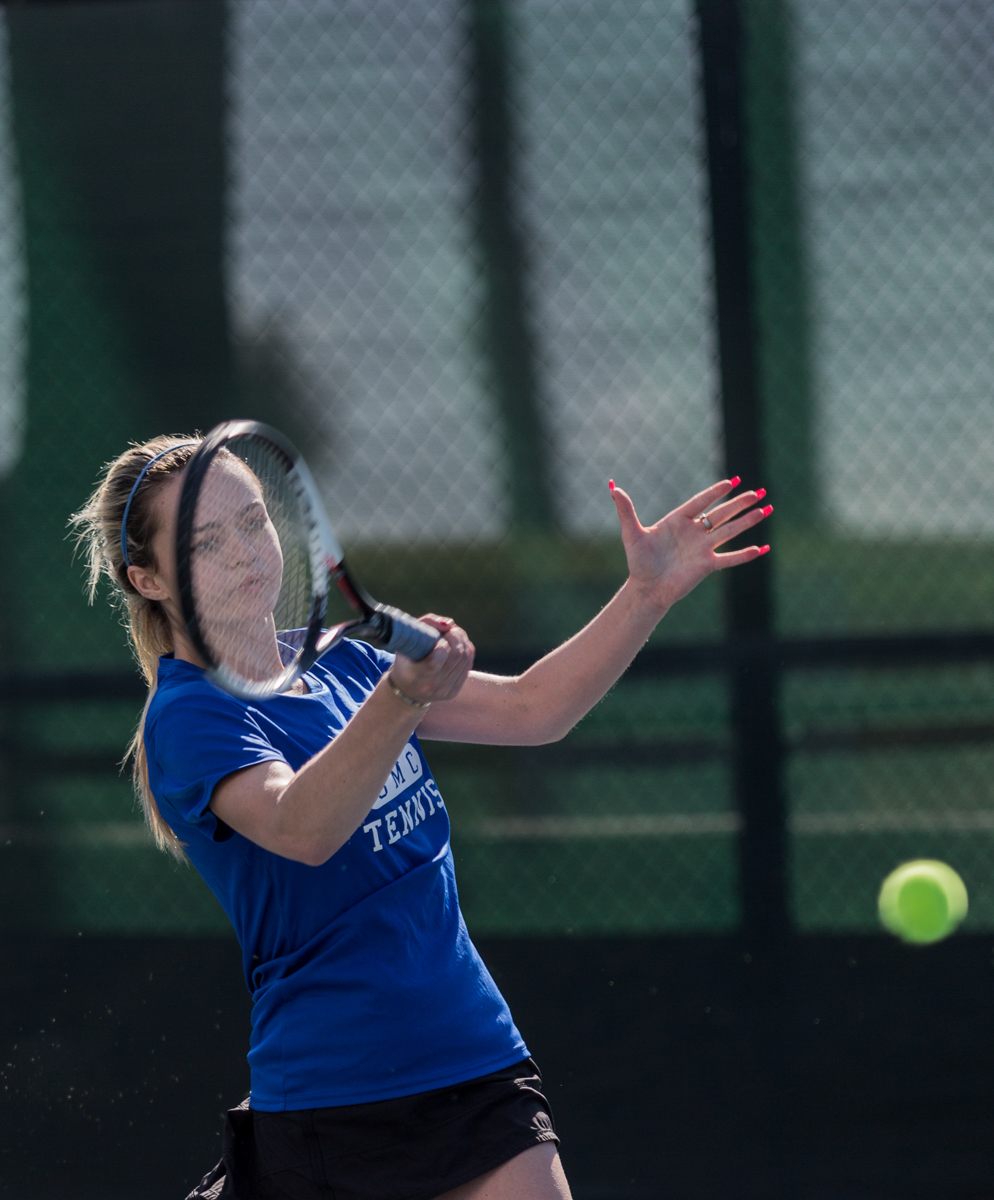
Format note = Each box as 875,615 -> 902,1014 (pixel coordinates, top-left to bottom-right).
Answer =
417,477 -> 772,746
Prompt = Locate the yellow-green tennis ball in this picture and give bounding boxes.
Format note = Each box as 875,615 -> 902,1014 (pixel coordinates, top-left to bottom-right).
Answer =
878,860 -> 968,944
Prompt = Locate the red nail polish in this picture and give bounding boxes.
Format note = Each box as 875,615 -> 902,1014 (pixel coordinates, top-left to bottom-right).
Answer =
609,479 -> 615,492
761,504 -> 773,516
759,544 -> 770,555
755,488 -> 766,500
729,475 -> 741,488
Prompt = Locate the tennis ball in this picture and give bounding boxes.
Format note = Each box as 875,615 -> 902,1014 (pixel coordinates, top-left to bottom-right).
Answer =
877,860 -> 968,944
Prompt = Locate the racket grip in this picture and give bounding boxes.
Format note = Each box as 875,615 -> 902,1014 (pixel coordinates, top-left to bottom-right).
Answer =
375,607 -> 440,661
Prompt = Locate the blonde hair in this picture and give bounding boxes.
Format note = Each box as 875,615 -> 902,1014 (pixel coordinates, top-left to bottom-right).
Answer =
70,436 -> 201,859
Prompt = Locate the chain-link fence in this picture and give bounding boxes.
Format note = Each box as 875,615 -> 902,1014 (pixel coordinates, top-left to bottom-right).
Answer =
766,0 -> 994,930
1,0 -> 993,941
225,0 -> 731,937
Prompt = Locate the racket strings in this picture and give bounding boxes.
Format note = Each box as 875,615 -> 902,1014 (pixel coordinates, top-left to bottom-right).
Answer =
190,438 -> 317,685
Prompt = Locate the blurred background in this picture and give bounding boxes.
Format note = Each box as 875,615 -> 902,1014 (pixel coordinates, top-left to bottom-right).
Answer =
2,1 -> 994,1196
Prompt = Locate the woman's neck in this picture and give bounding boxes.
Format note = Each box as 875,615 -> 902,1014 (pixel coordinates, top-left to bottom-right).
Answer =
169,625 -> 208,669
169,615 -> 286,683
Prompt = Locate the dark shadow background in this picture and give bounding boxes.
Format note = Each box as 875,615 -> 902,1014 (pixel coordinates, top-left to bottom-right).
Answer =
3,935 -> 994,1199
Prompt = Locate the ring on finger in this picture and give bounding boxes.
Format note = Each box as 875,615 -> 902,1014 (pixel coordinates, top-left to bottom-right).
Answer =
696,512 -> 714,532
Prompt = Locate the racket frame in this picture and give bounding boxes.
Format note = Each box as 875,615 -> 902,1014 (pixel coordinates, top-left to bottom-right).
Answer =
176,420 -> 437,700
178,420 -> 340,698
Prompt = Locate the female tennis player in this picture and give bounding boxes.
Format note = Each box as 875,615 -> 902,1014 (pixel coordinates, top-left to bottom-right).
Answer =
72,436 -> 770,1200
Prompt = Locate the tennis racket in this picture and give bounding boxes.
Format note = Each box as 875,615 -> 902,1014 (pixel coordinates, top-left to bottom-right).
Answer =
175,420 -> 440,700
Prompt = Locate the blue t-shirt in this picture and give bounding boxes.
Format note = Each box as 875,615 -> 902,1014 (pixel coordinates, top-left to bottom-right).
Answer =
144,640 -> 527,1110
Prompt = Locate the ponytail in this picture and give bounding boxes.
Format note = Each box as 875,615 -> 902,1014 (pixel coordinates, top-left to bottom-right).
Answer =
69,437 -> 201,859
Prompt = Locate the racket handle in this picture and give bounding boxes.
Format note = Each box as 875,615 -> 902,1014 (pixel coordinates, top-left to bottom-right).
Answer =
362,606 -> 440,661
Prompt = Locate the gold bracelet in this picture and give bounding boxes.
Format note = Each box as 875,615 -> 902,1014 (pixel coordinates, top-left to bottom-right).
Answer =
387,673 -> 431,710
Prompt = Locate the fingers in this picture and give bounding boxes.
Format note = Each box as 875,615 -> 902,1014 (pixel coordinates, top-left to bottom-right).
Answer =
714,544 -> 770,570
419,615 -> 474,678
423,624 -> 475,700
612,475 -> 762,535
418,613 -> 455,635
438,624 -> 475,680
708,504 -> 771,549
684,479 -> 772,569
674,475 -> 742,520
416,625 -> 473,682
393,616 -> 475,702
609,480 -> 644,541
421,638 -> 452,672
702,489 -> 768,531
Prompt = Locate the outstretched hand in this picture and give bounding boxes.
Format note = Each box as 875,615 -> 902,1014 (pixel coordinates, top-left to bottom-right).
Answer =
610,477 -> 771,614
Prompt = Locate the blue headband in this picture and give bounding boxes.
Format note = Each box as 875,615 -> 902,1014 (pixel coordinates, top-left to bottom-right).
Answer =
120,442 -> 197,568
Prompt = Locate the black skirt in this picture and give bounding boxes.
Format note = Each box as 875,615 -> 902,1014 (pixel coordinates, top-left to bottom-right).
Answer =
185,1057 -> 558,1200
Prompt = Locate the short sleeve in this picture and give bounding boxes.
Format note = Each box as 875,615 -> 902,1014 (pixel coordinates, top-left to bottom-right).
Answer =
145,685 -> 286,838
315,639 -> 394,696
347,640 -> 395,677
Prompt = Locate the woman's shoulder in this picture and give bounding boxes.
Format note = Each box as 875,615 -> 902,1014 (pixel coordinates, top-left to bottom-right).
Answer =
310,637 -> 393,688
147,657 -> 250,733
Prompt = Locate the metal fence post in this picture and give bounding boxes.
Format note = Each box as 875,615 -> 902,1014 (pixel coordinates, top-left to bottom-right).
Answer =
743,0 -> 815,526
697,0 -> 789,945
466,0 -> 555,534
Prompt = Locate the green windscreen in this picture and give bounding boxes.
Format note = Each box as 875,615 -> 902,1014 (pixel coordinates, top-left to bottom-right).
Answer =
4,0 -> 994,940
769,1 -> 994,930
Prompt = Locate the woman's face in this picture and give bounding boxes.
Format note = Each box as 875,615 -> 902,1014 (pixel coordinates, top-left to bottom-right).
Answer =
187,457 -> 284,631
130,460 -> 284,639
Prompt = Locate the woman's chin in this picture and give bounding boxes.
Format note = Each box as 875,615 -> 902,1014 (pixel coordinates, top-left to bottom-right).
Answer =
231,582 -> 283,619
204,607 -> 279,639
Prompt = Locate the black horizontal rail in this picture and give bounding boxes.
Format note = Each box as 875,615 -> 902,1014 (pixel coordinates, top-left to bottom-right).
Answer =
0,668 -> 146,702
7,717 -> 994,780
436,721 -> 994,764
795,721 -> 994,754
479,631 -> 994,678
3,630 -> 992,703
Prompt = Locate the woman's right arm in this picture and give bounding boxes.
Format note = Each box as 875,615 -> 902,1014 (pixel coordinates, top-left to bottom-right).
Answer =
208,620 -> 474,865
